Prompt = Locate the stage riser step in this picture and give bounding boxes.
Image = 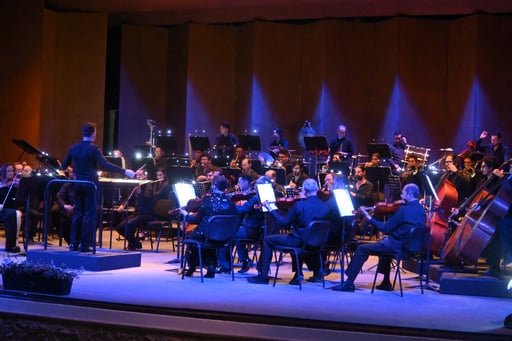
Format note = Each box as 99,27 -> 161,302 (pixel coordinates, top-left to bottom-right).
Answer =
26,249 -> 141,271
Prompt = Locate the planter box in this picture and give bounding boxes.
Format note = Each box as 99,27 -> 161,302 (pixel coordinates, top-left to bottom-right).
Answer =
2,273 -> 73,295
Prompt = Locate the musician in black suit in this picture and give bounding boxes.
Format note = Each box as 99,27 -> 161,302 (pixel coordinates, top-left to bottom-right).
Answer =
61,122 -> 135,252
328,124 -> 354,162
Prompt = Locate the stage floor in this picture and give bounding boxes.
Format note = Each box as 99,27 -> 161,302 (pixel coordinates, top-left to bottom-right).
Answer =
1,231 -> 512,340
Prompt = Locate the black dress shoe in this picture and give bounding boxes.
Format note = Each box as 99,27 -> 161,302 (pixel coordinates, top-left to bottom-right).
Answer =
69,244 -> 79,252
307,273 -> 324,283
5,246 -> 20,253
288,273 -> 304,285
376,281 -> 393,291
215,265 -> 230,274
332,282 -> 355,292
80,247 -> 93,253
184,267 -> 195,277
238,260 -> 251,274
247,275 -> 269,284
205,266 -> 216,278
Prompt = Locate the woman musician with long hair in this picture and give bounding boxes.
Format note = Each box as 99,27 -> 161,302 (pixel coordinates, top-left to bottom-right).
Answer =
0,163 -> 22,253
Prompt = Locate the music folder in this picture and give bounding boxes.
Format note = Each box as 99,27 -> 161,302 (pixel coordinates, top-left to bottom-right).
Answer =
256,183 -> 277,212
173,183 -> 197,208
333,189 -> 355,217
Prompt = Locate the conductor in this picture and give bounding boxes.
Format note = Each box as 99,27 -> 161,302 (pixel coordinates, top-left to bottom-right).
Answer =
61,122 -> 135,252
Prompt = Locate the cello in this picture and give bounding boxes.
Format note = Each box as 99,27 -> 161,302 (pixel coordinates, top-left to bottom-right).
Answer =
442,158 -> 512,266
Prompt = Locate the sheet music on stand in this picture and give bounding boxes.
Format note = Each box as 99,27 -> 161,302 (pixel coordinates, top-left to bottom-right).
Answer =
333,189 -> 355,217
193,181 -> 211,198
173,183 -> 197,208
256,183 -> 277,212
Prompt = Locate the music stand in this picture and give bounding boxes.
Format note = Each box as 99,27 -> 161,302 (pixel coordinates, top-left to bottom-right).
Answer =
156,135 -> 178,154
367,143 -> 392,159
331,189 -> 355,287
328,161 -> 350,176
238,134 -> 261,152
304,136 -> 328,154
256,183 -> 278,212
168,183 -> 198,265
189,136 -> 211,152
365,167 -> 391,193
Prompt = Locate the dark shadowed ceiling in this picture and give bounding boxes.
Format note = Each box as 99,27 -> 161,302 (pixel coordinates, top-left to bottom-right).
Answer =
45,0 -> 512,25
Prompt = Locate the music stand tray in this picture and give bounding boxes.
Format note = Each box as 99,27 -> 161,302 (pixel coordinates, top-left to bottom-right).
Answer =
238,134 -> 261,152
189,136 -> 211,152
367,143 -> 392,159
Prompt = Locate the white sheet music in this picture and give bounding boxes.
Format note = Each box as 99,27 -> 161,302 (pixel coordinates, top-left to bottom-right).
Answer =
333,189 -> 355,217
256,183 -> 278,212
173,183 -> 197,208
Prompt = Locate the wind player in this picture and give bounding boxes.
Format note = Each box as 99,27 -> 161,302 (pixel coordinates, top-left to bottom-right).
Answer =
61,122 -> 136,252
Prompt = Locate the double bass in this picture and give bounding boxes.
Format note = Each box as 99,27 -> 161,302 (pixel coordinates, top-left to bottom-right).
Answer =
429,178 -> 458,256
442,159 -> 512,266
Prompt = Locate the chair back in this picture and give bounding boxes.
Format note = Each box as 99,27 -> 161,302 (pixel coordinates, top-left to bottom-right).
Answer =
204,215 -> 240,242
152,199 -> 175,219
402,225 -> 429,256
302,220 -> 332,249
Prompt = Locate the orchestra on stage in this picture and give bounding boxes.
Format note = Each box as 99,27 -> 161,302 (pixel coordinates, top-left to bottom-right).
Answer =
0,121 -> 510,290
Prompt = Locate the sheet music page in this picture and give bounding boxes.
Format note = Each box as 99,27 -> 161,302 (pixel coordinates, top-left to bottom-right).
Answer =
173,183 -> 197,208
256,183 -> 277,212
333,189 -> 355,217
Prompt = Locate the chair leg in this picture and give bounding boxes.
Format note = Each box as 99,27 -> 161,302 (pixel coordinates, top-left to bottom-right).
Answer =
371,264 -> 379,293
273,252 -> 283,287
197,245 -> 204,283
319,253 -> 326,289
294,252 -> 302,291
395,259 -> 404,297
229,242 -> 235,281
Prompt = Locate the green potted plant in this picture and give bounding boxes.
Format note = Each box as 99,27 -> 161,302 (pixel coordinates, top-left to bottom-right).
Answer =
0,259 -> 80,295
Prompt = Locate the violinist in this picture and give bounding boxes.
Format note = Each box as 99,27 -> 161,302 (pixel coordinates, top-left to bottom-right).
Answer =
222,175 -> 266,274
180,175 -> 238,278
334,183 -> 426,292
248,179 -> 332,285
116,168 -> 169,251
0,163 -> 21,253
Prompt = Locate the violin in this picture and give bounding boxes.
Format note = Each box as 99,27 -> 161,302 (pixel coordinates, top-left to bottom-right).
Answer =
351,201 -> 403,235
229,191 -> 256,205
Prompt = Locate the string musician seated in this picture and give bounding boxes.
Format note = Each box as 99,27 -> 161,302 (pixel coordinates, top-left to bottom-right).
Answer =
115,168 -> 170,251
220,175 -> 266,274
0,163 -> 21,253
179,176 -> 239,278
435,153 -> 472,207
